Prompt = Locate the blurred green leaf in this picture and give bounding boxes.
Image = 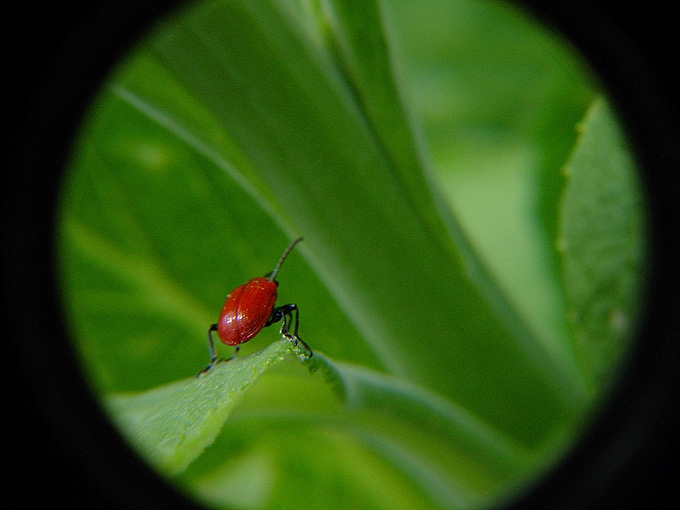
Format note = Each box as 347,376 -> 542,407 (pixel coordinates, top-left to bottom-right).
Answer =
389,0 -> 596,391
558,98 -> 645,385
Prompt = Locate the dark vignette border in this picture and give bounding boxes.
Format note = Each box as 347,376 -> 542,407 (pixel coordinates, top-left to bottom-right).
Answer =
506,1 -> 680,509
5,1 -> 196,508
3,1 -> 678,509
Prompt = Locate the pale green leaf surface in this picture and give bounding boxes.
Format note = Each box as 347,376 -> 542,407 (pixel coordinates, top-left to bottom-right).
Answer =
106,340 -> 308,474
107,342 -> 534,507
208,354 -> 572,509
558,98 -> 645,385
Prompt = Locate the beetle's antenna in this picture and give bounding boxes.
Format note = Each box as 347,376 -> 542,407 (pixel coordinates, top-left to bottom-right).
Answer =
268,237 -> 303,282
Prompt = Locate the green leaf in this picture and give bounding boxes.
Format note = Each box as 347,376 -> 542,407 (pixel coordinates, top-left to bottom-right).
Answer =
106,340 -> 309,474
108,343 -> 530,507
389,0 -> 597,399
183,355 -> 533,509
558,98 -> 645,385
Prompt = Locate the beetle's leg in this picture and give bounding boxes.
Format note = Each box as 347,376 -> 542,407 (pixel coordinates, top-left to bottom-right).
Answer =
197,325 -> 242,377
273,303 -> 293,333
226,345 -> 240,361
276,304 -> 312,357
207,324 -> 218,364
277,304 -> 300,337
197,324 -> 219,376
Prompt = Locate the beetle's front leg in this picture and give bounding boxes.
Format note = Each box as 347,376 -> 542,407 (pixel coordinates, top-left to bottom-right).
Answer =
276,304 -> 312,358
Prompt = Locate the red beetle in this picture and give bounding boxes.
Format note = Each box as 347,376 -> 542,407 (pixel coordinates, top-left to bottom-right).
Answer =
201,237 -> 311,373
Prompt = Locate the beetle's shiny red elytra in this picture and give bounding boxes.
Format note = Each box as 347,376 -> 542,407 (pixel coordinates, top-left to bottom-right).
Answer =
200,237 -> 311,375
217,277 -> 277,346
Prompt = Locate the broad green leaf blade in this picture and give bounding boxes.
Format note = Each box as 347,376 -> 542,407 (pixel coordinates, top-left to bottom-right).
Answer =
322,0 -> 579,396
143,0 -> 585,440
106,342 -> 537,508
106,339 -> 309,474
322,0 -> 453,247
317,352 -> 527,469
175,351 -> 534,509
558,98 -> 645,385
